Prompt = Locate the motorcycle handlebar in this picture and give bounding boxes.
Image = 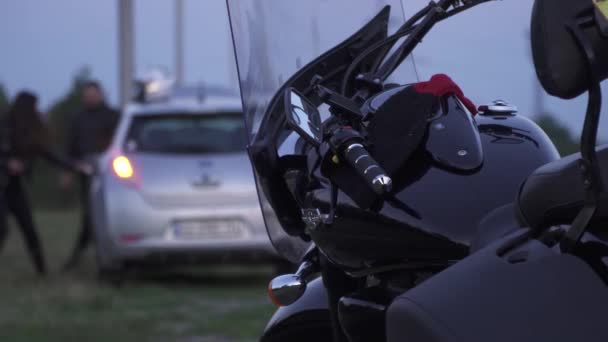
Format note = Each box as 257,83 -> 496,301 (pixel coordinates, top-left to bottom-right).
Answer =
342,143 -> 392,195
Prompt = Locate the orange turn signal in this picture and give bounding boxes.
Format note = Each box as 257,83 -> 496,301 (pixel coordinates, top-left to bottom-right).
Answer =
267,274 -> 306,307
268,281 -> 283,307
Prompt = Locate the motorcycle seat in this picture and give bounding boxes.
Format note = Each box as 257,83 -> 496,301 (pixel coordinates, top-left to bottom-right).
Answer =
386,232 -> 608,342
517,145 -> 608,230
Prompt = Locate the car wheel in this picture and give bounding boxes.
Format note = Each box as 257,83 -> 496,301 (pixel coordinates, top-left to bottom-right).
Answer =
94,242 -> 126,287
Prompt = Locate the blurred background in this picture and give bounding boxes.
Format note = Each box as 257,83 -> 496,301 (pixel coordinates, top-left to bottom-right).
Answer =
0,0 -> 603,341
0,0 -> 239,209
0,2 -> 271,342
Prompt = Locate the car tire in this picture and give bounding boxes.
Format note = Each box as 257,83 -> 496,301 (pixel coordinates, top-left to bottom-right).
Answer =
94,241 -> 126,287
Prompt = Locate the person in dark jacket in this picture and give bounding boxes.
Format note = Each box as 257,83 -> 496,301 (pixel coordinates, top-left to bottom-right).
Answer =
62,81 -> 119,270
0,91 -> 91,275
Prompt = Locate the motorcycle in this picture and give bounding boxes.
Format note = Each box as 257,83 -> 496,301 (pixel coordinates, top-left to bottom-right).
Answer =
227,0 -> 608,341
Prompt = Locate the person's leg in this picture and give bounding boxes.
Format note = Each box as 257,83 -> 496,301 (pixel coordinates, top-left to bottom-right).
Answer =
74,177 -> 93,251
63,176 -> 92,270
7,177 -> 46,275
0,190 -> 9,251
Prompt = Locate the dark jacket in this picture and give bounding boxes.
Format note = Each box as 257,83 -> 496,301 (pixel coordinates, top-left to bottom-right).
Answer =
0,119 -> 79,188
67,104 -> 120,160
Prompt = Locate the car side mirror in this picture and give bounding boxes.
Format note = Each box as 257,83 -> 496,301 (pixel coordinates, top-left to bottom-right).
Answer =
284,88 -> 322,146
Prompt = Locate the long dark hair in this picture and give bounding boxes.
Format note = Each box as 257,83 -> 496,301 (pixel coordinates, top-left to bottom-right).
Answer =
6,91 -> 50,155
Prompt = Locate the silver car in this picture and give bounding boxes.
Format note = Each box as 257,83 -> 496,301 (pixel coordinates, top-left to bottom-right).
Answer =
90,88 -> 279,281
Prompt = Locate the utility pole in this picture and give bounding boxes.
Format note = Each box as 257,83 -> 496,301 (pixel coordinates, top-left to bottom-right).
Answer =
175,0 -> 185,86
118,0 -> 135,106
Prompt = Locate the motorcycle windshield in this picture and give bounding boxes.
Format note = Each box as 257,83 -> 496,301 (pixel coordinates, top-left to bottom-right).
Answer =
227,0 -> 418,262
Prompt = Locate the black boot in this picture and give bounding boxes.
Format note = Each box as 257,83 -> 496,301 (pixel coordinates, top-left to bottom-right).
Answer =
61,249 -> 82,272
31,249 -> 47,275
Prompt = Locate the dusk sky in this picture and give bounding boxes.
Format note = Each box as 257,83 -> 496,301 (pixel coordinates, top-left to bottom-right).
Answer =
1,0 -> 607,139
0,0 -> 236,107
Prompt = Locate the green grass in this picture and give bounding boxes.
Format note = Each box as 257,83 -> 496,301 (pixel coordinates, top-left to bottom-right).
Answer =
0,210 -> 276,342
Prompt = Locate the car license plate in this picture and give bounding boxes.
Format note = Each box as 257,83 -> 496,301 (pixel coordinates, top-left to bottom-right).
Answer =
173,220 -> 247,240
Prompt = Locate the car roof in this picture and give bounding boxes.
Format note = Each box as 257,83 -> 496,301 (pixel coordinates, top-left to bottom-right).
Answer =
124,87 -> 243,117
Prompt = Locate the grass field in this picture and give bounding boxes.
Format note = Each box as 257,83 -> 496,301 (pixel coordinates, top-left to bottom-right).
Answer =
0,210 -> 276,342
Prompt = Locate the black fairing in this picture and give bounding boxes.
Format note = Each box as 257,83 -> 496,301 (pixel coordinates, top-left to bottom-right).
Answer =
307,102 -> 559,269
248,8 -> 392,237
368,86 -> 483,175
424,98 -> 483,171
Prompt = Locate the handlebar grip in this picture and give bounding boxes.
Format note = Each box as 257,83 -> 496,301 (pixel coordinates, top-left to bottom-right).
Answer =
342,143 -> 392,195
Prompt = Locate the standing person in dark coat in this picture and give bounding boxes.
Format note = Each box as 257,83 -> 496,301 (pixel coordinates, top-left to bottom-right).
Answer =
62,81 -> 120,270
0,91 -> 92,275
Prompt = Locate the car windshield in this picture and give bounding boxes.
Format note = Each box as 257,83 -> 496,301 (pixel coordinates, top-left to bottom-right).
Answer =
125,113 -> 246,154
227,0 -> 418,262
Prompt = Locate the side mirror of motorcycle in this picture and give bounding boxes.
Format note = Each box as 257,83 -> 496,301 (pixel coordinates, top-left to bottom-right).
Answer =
285,88 -> 322,147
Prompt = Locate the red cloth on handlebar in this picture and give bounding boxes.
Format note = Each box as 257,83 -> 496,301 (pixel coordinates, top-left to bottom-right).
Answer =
412,74 -> 477,115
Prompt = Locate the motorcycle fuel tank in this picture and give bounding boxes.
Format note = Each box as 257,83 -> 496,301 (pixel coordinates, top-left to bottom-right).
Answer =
307,93 -> 559,269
